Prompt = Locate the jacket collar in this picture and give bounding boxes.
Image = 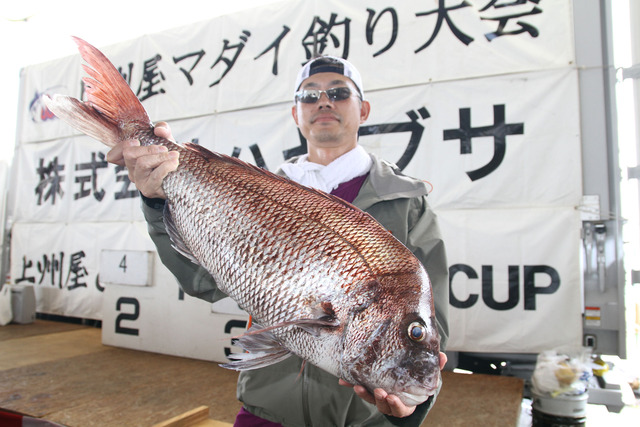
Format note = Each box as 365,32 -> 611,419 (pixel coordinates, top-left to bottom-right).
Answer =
278,151 -> 429,210
353,153 -> 429,210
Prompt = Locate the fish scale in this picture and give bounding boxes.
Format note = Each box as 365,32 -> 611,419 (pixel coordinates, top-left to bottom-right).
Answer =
43,36 -> 441,406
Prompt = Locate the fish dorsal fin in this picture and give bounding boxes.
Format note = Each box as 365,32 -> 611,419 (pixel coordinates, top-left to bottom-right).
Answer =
183,141 -> 220,159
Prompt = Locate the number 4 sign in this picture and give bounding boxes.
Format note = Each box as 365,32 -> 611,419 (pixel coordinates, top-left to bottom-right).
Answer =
99,250 -> 154,286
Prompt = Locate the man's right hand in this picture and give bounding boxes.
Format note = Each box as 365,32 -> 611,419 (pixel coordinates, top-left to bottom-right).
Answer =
106,122 -> 179,199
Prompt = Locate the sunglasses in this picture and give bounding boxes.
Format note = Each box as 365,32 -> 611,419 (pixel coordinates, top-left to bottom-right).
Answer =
294,87 -> 358,104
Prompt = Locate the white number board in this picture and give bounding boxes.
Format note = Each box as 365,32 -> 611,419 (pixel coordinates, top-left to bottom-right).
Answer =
100,250 -> 154,287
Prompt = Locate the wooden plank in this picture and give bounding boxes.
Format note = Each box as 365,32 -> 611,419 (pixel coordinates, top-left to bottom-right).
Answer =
151,405 -> 233,427
0,319 -> 86,342
0,323 -> 241,426
190,422 -> 233,427
191,421 -> 233,427
0,327 -> 106,370
153,405 -> 210,427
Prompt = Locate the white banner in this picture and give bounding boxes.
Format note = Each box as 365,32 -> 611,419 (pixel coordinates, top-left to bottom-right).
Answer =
440,206 -> 583,352
10,0 -> 583,354
361,68 -> 582,210
12,68 -> 580,223
18,0 -> 574,143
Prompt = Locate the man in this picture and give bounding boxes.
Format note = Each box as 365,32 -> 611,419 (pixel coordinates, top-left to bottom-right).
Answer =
107,56 -> 449,426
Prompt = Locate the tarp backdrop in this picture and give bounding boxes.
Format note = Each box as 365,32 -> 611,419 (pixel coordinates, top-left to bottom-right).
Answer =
10,0 -> 583,358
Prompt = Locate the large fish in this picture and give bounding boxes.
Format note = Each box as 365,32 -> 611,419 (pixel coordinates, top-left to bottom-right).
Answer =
44,37 -> 441,406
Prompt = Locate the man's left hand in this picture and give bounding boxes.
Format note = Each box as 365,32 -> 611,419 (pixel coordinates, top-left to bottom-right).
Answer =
338,380 -> 417,417
339,352 -> 447,418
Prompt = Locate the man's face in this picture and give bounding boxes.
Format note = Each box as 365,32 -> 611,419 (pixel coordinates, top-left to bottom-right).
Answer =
292,72 -> 370,152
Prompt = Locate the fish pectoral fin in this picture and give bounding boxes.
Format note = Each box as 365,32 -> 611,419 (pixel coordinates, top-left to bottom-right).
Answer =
292,317 -> 340,337
220,347 -> 292,371
249,313 -> 340,337
220,324 -> 292,371
237,317 -> 340,338
219,315 -> 340,371
297,300 -> 340,336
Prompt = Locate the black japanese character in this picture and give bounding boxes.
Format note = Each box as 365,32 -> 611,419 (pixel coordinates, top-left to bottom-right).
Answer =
96,274 -> 105,292
480,0 -> 540,11
15,256 -> 35,284
173,50 -> 206,85
37,252 -> 64,287
67,251 -> 89,290
366,8 -> 398,57
443,104 -> 524,181
415,0 -> 474,53
254,26 -> 291,75
480,0 -> 542,41
114,165 -> 139,200
75,152 -> 108,201
35,156 -> 65,206
117,63 -> 135,87
360,107 -> 430,170
136,54 -> 166,101
302,14 -> 351,60
210,30 -> 251,87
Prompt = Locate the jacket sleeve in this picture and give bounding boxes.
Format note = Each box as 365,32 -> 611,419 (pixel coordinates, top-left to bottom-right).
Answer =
141,196 -> 229,303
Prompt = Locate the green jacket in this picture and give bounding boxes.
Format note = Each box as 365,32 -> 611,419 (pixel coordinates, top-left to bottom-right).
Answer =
141,153 -> 449,427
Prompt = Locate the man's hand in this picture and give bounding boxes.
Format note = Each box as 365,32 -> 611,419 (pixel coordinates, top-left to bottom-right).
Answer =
339,352 -> 447,418
105,122 -> 179,199
338,380 -> 417,418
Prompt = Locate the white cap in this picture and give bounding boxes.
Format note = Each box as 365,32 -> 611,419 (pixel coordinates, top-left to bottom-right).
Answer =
294,56 -> 364,99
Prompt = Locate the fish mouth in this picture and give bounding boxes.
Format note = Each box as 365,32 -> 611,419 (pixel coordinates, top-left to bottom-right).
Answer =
397,390 -> 430,407
394,372 -> 441,406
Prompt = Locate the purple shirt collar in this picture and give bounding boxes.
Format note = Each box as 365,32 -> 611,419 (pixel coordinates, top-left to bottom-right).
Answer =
329,173 -> 369,203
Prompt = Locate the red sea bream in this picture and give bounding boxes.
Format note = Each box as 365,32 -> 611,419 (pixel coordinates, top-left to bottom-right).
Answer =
43,37 -> 441,406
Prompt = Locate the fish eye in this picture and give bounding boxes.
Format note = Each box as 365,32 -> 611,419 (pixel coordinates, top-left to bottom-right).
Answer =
408,322 -> 426,342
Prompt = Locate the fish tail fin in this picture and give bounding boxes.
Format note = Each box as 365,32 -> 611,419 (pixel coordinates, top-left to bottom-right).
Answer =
43,36 -> 153,148
43,94 -> 121,147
